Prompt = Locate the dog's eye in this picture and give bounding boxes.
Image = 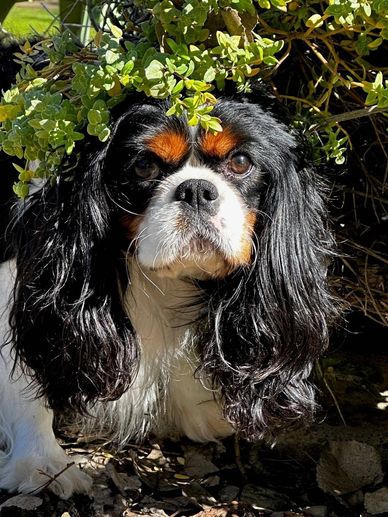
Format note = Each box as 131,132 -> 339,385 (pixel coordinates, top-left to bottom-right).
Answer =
134,157 -> 160,179
229,154 -> 252,175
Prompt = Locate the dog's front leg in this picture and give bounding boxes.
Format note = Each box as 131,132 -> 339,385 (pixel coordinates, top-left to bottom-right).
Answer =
0,261 -> 92,498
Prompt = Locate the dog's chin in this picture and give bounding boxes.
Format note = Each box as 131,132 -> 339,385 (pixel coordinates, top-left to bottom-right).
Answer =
138,237 -> 235,280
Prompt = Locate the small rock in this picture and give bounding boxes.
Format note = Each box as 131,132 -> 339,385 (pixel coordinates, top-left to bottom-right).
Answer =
218,485 -> 240,502
302,506 -> 328,517
203,475 -> 220,487
183,481 -> 214,504
241,484 -> 292,511
146,444 -> 167,466
365,487 -> 388,515
345,489 -> 364,507
317,440 -> 383,495
125,475 -> 143,491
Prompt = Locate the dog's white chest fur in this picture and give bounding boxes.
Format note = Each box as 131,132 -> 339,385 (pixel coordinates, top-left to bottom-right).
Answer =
90,261 -> 232,444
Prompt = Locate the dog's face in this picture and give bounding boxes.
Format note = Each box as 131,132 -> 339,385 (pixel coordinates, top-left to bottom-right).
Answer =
106,99 -> 293,280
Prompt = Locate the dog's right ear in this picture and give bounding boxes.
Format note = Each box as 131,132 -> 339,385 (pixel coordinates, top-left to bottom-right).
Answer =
10,128 -> 139,413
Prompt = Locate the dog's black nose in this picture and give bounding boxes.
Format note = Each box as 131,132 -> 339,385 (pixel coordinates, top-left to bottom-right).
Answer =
174,179 -> 219,213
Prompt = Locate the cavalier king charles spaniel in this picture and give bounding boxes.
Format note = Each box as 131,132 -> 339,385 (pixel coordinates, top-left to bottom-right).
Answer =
0,94 -> 337,498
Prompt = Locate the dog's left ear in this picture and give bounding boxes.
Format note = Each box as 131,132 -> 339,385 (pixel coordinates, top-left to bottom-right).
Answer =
200,138 -> 338,440
9,117 -> 138,412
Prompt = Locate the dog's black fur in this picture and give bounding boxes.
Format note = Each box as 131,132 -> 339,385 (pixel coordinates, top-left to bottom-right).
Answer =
7,99 -> 337,441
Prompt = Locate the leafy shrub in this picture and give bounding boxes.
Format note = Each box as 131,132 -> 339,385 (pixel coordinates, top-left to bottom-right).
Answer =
0,0 -> 387,197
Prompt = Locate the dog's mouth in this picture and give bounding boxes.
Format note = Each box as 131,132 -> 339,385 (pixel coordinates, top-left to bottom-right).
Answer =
179,237 -> 218,256
176,217 -> 224,254
148,227 -> 233,279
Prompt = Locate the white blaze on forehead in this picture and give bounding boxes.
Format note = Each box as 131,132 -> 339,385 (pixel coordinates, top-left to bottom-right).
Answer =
135,165 -> 250,277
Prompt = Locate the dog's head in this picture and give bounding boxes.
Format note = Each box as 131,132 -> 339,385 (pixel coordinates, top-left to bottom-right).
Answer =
109,99 -> 276,280
10,95 -> 337,439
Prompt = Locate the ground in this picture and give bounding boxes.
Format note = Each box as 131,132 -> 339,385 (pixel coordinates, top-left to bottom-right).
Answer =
0,319 -> 387,517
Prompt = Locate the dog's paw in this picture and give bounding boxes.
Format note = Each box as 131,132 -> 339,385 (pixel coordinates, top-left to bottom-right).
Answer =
0,453 -> 92,499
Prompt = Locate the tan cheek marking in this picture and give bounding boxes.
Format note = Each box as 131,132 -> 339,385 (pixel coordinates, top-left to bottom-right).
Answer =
211,257 -> 236,279
235,211 -> 257,266
218,211 -> 256,274
201,128 -> 239,157
120,214 -> 143,240
147,131 -> 188,163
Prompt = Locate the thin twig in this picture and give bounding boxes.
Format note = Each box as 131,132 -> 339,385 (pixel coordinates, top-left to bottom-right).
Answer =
234,433 -> 247,480
317,363 -> 347,426
29,461 -> 76,494
309,106 -> 388,131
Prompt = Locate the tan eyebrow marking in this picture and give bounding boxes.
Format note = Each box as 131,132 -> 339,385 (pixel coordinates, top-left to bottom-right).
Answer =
201,128 -> 240,157
146,131 -> 189,163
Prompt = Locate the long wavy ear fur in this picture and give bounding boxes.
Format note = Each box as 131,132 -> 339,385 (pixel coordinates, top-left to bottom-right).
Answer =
200,146 -> 338,440
10,136 -> 138,412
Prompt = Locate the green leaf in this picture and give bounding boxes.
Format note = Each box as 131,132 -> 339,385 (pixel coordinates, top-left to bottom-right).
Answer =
172,80 -> 185,94
368,37 -> 383,49
107,21 -> 123,39
0,104 -> 21,122
98,127 -> 111,142
144,60 -> 165,80
203,117 -> 223,132
13,181 -> 30,199
122,60 -> 135,75
105,49 -> 120,65
306,14 -> 325,28
203,67 -> 216,82
166,104 -> 177,116
88,110 -> 102,125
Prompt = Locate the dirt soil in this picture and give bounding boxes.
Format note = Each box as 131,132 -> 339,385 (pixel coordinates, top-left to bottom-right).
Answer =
0,317 -> 387,517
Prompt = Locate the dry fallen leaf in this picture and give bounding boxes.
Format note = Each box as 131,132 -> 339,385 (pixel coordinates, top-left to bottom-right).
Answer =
184,450 -> 219,479
0,494 -> 43,511
191,507 -> 231,517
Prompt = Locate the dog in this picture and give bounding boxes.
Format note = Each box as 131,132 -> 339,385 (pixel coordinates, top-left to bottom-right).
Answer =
0,90 -> 337,498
